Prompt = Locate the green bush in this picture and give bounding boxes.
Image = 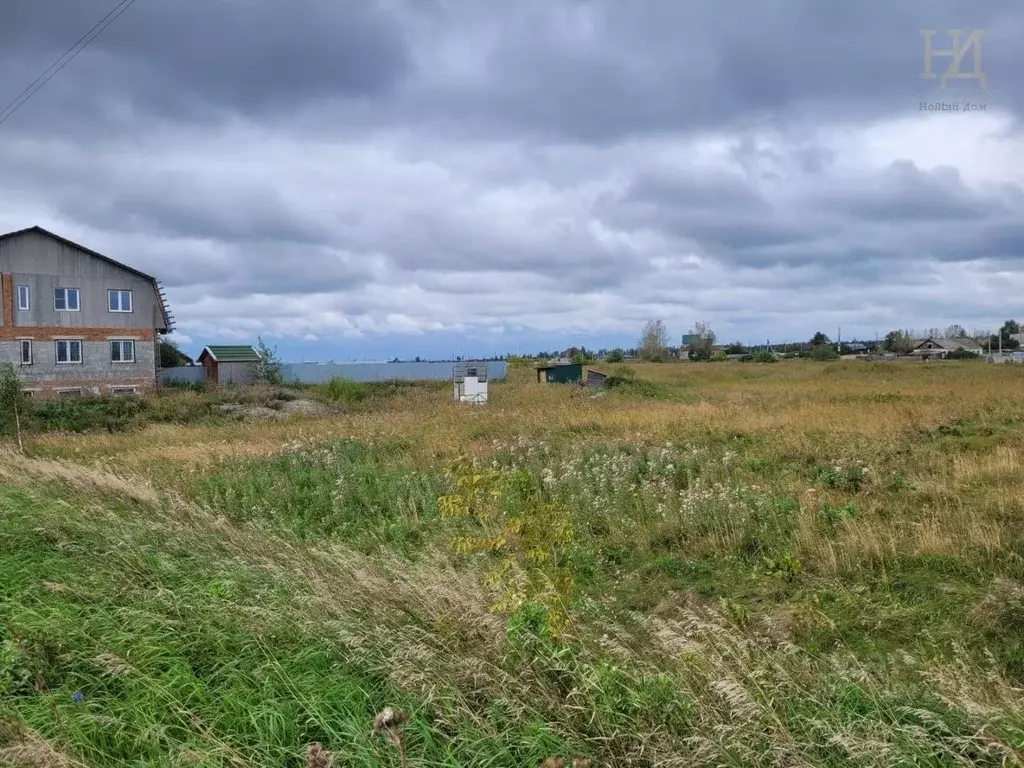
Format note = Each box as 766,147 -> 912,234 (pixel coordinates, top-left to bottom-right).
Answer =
316,377 -> 372,404
603,368 -> 663,398
813,463 -> 865,492
810,344 -> 839,361
145,391 -> 219,425
30,396 -> 149,434
602,365 -> 637,388
0,362 -> 26,439
947,348 -> 981,360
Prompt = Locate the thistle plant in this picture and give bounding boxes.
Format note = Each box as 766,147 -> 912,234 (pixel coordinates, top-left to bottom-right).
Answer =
373,707 -> 411,767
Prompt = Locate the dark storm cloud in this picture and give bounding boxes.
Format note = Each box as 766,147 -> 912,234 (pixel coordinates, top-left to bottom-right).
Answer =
625,170 -> 769,212
817,162 -> 1009,222
0,0 -> 410,128
402,0 -> 1023,142
600,154 -> 1024,284
155,245 -> 383,296
0,0 -> 1023,345
4,0 -> 1020,140
610,166 -> 830,257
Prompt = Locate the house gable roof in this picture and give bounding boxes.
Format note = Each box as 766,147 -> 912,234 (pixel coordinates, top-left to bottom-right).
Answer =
912,337 -> 982,351
535,362 -> 582,371
199,345 -> 262,363
0,225 -> 174,333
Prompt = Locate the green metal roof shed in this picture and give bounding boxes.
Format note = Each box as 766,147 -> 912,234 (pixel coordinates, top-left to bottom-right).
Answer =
197,345 -> 263,386
199,345 -> 262,363
536,362 -> 584,384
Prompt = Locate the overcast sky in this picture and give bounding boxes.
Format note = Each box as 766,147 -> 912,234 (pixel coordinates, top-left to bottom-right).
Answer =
1,0 -> 1022,360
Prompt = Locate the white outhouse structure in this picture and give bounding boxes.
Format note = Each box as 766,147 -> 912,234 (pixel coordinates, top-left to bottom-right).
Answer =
453,362 -> 489,404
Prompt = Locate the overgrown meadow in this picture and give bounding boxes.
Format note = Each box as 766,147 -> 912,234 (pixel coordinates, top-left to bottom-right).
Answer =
2,361 -> 1023,766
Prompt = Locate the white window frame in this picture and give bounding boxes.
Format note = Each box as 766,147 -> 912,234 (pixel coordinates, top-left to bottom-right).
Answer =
55,339 -> 83,364
56,387 -> 83,397
54,287 -> 81,312
17,285 -> 30,311
110,385 -> 138,396
19,339 -> 32,366
107,289 -> 133,313
110,339 -> 136,363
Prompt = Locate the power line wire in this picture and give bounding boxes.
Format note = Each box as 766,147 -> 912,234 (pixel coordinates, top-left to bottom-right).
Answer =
0,0 -> 133,121
0,0 -> 141,128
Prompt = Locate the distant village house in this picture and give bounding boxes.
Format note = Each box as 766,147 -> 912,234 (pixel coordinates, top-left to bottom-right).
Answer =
907,337 -> 982,360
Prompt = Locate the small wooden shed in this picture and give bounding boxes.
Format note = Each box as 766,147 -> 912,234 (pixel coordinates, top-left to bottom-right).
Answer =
197,345 -> 262,386
536,362 -> 584,384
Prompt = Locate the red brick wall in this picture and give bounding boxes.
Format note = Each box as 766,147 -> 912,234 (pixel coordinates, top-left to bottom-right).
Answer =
0,326 -> 156,342
1,273 -> 13,327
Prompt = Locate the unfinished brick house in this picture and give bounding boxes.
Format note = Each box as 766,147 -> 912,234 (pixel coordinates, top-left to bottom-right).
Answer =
0,226 -> 174,396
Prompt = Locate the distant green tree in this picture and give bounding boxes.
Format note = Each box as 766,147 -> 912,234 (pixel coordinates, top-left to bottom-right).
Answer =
883,330 -> 914,354
944,324 -> 968,339
159,340 -> 193,368
567,346 -> 596,364
638,319 -> 669,361
686,321 -> 716,361
989,320 -> 1021,350
0,362 -> 26,451
725,341 -> 746,355
253,336 -> 284,385
811,344 -> 839,361
604,349 -> 625,363
810,331 -> 831,347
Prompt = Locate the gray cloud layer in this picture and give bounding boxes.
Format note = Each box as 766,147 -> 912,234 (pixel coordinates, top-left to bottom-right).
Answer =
0,0 -> 1022,347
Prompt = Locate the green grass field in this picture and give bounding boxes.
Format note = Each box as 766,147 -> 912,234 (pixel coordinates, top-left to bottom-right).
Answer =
2,361 -> 1023,766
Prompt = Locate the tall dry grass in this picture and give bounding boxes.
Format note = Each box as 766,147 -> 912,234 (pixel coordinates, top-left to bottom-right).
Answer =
3,359 -> 1024,765
26,360 -> 1024,467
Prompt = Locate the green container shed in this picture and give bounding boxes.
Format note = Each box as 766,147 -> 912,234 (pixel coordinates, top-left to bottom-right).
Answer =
536,363 -> 584,384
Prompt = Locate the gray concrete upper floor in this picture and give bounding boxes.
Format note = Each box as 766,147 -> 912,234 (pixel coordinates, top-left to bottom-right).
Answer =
0,227 -> 172,332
